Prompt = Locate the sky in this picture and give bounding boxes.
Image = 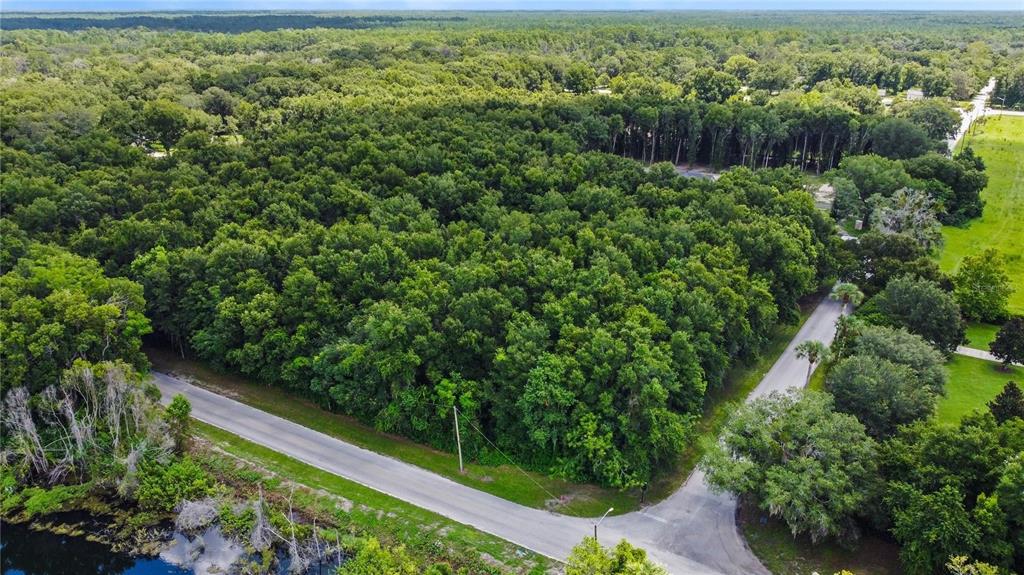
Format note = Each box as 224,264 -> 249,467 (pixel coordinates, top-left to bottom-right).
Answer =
4,0 -> 1023,11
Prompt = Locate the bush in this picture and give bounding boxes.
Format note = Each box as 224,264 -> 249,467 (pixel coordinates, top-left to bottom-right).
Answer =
136,457 -> 216,512
165,394 -> 192,454
338,538 -> 417,575
20,484 -> 87,519
218,502 -> 256,537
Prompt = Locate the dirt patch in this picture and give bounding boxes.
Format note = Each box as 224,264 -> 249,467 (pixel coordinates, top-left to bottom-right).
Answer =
544,494 -> 575,511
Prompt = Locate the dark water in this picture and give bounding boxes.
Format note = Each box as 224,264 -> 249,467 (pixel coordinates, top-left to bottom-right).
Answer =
1,521 -> 344,575
0,521 -> 191,575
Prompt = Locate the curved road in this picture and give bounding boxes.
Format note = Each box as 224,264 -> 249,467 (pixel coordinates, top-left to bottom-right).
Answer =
154,297 -> 844,574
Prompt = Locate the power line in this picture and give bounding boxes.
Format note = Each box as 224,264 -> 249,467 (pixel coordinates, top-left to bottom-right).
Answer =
454,406 -> 561,504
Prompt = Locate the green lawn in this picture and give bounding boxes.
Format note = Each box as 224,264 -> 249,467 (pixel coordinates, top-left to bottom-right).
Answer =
806,364 -> 826,392
193,421 -> 549,574
965,322 -> 1001,350
936,355 -> 1022,424
148,301 -> 813,518
941,115 -> 1024,315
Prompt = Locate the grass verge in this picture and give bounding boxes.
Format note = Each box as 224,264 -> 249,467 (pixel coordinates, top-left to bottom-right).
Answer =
739,503 -> 901,575
940,114 -> 1024,315
193,420 -> 550,574
936,354 -> 1022,424
149,346 -> 636,517
807,363 -> 827,392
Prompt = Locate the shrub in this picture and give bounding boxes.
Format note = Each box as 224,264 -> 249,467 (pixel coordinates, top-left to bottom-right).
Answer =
136,457 -> 216,512
21,484 -> 87,519
218,502 -> 256,537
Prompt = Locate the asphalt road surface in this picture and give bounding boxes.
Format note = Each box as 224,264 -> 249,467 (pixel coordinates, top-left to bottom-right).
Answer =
154,297 -> 845,574
948,77 -> 996,153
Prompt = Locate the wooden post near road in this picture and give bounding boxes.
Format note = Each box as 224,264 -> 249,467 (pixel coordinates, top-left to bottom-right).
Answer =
454,405 -> 464,473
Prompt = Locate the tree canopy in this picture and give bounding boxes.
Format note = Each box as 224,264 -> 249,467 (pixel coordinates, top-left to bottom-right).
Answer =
701,390 -> 879,544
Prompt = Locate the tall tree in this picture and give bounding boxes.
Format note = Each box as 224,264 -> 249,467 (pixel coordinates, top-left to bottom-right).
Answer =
795,339 -> 829,385
870,188 -> 943,251
871,276 -> 965,355
827,355 -> 941,438
988,381 -> 1024,424
701,390 -> 879,544
953,250 -> 1013,323
870,118 -> 933,160
830,282 -> 864,314
990,317 -> 1024,370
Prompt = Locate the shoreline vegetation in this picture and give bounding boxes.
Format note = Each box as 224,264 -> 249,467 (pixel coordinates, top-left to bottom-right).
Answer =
2,420 -> 551,575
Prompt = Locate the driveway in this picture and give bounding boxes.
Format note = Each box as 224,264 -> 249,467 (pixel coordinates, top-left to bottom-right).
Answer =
956,345 -> 1020,366
153,297 -> 845,574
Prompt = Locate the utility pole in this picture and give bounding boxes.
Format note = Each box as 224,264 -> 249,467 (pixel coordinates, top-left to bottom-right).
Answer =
454,405 -> 464,473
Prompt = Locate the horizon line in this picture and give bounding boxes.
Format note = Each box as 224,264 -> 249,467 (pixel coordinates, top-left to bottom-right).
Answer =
5,7 -> 1023,12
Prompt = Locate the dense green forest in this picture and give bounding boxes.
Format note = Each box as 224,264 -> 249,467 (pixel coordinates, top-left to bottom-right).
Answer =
2,11 -> 1022,493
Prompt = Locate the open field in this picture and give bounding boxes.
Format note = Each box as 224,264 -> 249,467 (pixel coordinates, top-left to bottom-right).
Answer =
148,302 -> 812,518
193,421 -> 549,574
936,355 -> 1023,424
941,115 -> 1024,314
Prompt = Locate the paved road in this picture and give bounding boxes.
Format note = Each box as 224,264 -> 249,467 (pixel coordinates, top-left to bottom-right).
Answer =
948,78 -> 996,153
604,297 -> 845,574
154,298 -> 845,574
153,371 -> 717,574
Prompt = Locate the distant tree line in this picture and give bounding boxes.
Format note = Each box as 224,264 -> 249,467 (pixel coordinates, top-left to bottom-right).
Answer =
1,14 -> 466,33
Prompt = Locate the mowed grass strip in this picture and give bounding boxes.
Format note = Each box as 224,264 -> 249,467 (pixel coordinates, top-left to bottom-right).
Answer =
148,346 -> 637,517
936,355 -> 1022,424
193,420 -> 550,573
941,115 -> 1024,314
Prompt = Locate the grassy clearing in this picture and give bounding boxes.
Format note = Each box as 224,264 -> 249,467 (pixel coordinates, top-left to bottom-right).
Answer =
739,504 -> 901,575
941,115 -> 1024,315
149,301 -> 812,517
193,421 -> 549,574
965,322 -> 1001,350
936,355 -> 1022,424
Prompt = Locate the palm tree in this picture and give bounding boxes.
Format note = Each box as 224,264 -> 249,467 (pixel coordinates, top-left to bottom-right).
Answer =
830,282 -> 864,314
795,340 -> 830,386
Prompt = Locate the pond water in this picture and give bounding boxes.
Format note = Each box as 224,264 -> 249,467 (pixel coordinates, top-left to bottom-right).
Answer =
1,521 -> 341,575
1,520 -> 191,575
